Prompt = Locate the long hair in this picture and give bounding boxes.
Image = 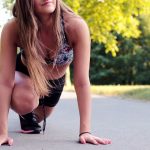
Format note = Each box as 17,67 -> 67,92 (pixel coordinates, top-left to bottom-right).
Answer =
12,0 -> 75,97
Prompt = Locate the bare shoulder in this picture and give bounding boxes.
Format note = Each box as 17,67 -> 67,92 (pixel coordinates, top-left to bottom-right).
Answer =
2,18 -> 18,32
63,13 -> 90,45
1,18 -> 19,45
64,13 -> 89,31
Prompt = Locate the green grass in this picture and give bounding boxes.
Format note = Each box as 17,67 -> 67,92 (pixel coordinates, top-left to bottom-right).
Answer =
64,85 -> 150,101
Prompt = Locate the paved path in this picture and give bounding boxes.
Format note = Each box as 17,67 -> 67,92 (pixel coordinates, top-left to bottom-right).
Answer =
1,92 -> 150,150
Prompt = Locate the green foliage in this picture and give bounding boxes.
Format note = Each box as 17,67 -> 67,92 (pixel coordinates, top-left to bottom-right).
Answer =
90,42 -> 150,85
90,14 -> 150,85
64,0 -> 150,56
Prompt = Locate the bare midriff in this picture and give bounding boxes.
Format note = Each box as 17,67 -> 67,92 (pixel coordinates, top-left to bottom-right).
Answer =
21,54 -> 70,80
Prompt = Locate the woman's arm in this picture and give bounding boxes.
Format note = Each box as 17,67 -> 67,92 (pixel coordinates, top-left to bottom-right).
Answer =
67,17 -> 111,145
71,19 -> 91,134
0,19 -> 17,145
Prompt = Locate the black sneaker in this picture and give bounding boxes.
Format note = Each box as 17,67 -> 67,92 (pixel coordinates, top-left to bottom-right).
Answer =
19,112 -> 41,134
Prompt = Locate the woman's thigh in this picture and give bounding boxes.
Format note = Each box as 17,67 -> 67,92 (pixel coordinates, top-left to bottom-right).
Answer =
11,71 -> 39,115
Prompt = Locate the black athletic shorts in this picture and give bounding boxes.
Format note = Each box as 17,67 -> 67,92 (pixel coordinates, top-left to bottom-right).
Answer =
16,52 -> 65,107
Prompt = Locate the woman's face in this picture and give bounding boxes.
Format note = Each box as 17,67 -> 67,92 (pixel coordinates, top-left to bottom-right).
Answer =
34,0 -> 57,15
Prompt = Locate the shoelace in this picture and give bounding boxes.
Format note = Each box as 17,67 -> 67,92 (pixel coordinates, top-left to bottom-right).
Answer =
42,100 -> 46,134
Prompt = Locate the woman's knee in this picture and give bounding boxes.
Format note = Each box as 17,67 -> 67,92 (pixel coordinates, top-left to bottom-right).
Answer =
11,83 -> 39,115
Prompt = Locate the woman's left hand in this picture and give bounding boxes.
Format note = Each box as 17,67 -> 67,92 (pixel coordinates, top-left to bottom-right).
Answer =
79,133 -> 112,145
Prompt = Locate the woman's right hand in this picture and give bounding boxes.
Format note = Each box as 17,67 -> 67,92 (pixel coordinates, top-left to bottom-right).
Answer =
0,134 -> 13,146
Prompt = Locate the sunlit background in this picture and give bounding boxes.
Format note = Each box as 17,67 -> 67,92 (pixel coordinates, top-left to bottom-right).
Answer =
0,1 -> 10,32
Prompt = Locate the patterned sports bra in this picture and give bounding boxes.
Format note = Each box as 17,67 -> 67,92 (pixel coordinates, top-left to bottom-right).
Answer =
21,16 -> 73,66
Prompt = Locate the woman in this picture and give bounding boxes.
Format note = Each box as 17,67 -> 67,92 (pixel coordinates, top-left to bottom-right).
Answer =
0,0 -> 111,146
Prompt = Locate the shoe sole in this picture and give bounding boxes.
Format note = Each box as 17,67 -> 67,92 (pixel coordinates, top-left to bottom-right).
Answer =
20,129 -> 41,134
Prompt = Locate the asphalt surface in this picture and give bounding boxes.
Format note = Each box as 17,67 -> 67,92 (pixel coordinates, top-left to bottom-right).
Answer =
1,92 -> 150,150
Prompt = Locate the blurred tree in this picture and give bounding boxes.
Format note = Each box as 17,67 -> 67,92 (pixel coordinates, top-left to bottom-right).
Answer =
64,0 -> 150,56
90,14 -> 150,85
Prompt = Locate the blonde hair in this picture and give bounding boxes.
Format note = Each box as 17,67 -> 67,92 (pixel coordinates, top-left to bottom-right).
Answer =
12,0 -> 75,97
